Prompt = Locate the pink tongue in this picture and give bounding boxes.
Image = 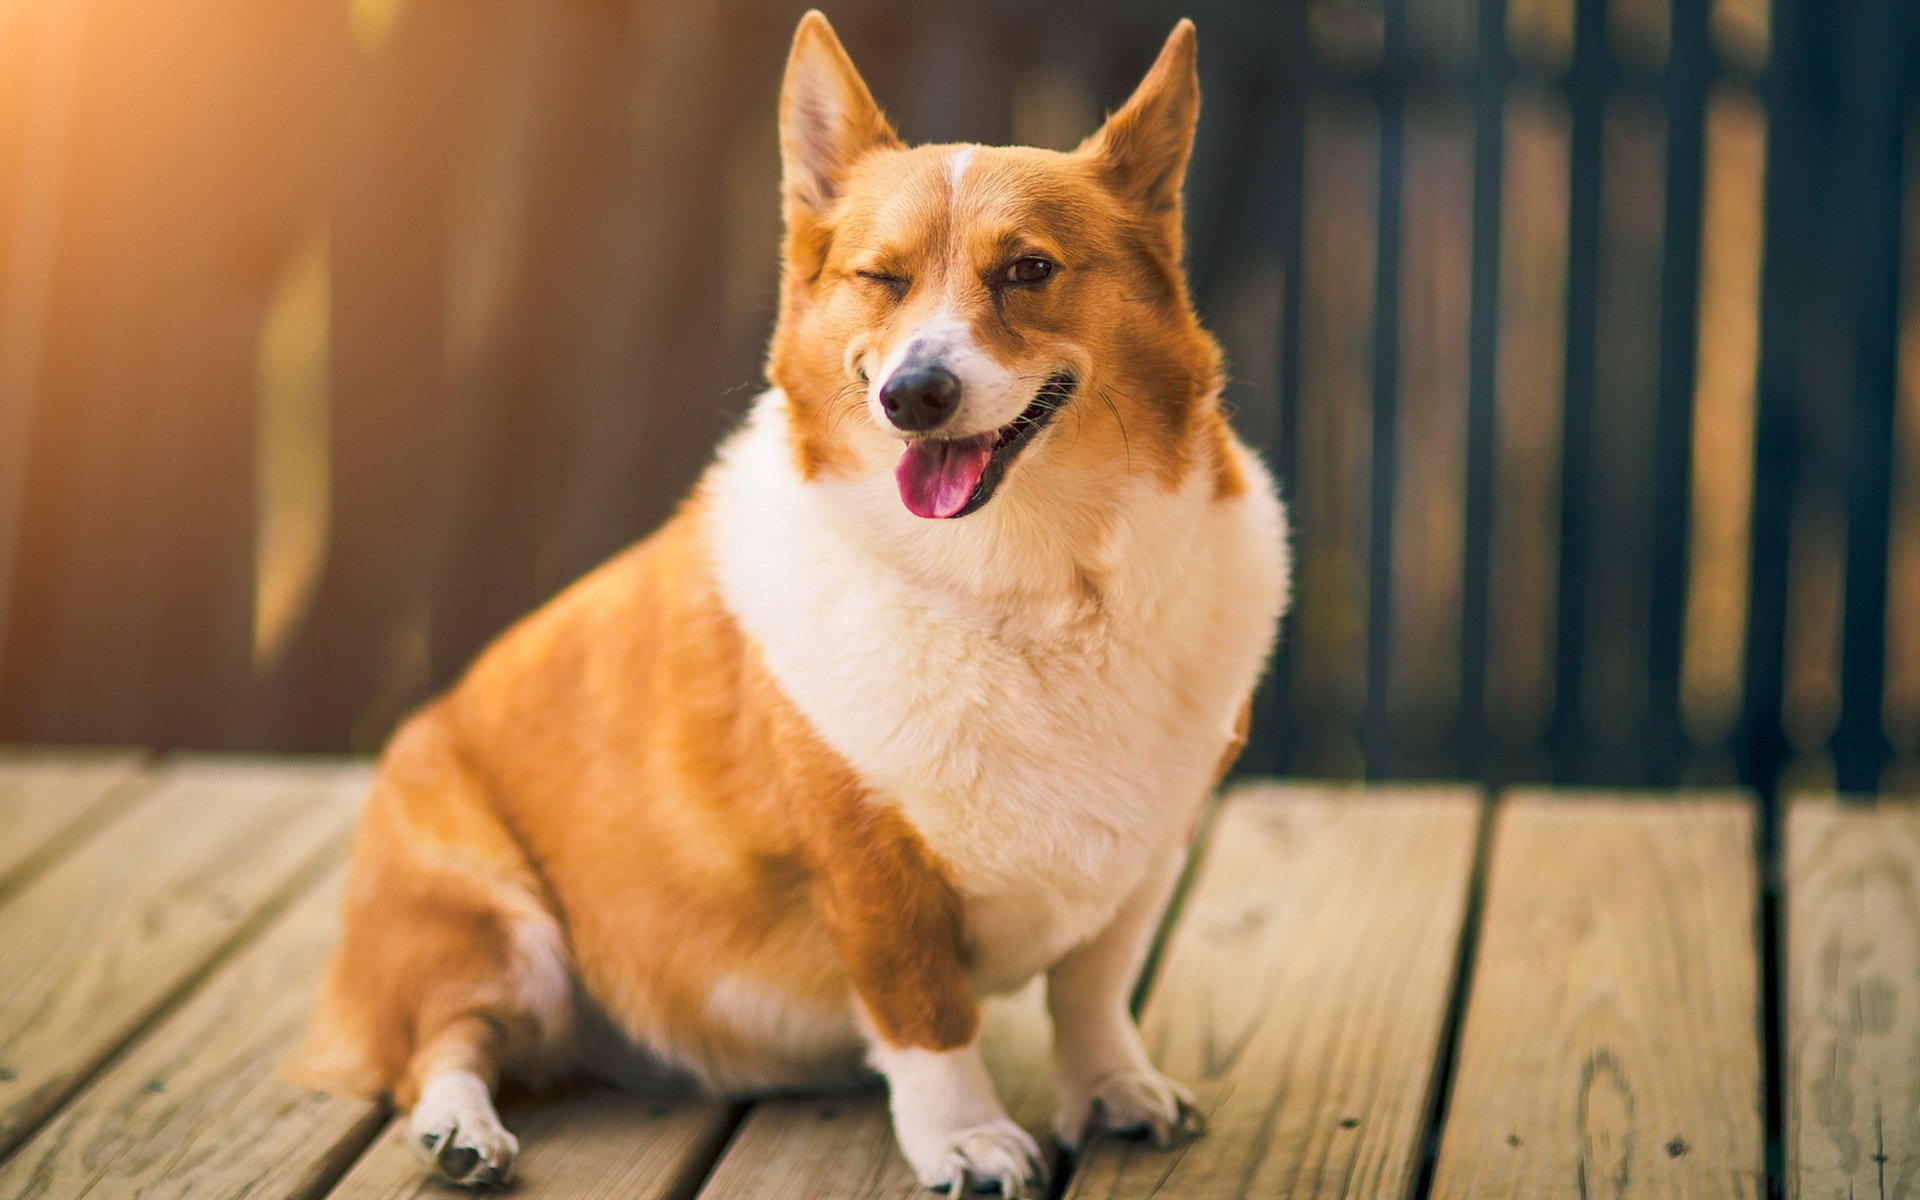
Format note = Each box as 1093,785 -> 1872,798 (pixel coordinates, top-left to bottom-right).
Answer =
894,435 -> 993,519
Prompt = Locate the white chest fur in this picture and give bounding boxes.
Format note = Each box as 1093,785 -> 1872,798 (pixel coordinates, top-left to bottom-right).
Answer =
705,394 -> 1290,991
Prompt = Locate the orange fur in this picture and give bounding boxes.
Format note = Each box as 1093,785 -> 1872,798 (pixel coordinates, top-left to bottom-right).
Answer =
772,135 -> 1227,492
296,15 -> 1266,1158
1214,698 -> 1253,789
296,499 -> 984,1100
769,19 -> 1224,498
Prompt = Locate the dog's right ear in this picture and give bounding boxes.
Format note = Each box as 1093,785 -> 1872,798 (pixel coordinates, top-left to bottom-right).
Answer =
1079,20 -> 1199,236
780,12 -> 899,231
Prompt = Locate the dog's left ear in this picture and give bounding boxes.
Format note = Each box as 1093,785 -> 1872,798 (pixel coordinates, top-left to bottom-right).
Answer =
1080,20 -> 1199,223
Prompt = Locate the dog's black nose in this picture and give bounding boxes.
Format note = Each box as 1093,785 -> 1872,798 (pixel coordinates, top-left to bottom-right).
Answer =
880,365 -> 961,432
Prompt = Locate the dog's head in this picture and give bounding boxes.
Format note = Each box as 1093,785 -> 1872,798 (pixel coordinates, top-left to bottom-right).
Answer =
767,11 -> 1230,522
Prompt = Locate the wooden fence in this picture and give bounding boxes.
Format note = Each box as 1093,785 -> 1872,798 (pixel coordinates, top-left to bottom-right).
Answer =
0,0 -> 1915,805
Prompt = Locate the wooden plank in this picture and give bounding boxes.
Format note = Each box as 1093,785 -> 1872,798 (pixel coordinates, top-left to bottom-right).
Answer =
1067,783 -> 1482,1200
1430,791 -> 1764,1199
0,866 -> 385,1200
326,1089 -> 735,1200
1785,798 -> 1920,1198
0,758 -> 366,1160
695,983 -> 1054,1200
0,747 -> 147,896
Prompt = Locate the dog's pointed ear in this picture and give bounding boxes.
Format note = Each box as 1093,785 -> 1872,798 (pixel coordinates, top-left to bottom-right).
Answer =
1079,20 -> 1199,220
780,12 -> 899,224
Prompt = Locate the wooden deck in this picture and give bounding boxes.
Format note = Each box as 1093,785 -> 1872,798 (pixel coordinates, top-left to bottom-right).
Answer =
0,749 -> 1912,1199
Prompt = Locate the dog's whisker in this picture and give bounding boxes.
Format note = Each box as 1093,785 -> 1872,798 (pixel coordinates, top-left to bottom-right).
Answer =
801,377 -> 874,446
1094,385 -> 1134,474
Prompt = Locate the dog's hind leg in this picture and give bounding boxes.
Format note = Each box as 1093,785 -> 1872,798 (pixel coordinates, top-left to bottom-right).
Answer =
406,1016 -> 521,1187
294,710 -> 573,1191
390,891 -> 569,1189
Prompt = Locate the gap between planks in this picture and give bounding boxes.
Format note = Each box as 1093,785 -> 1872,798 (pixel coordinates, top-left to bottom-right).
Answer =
3,852 -> 739,1200
1406,789 -> 1498,1200
21,771 -> 1879,1200
3,772 -> 1492,1200
1429,789 -> 1767,1200
0,756 -> 368,1166
0,746 -> 151,901
1067,783 -> 1483,1200
687,786 -> 1213,1200
528,783 -> 1485,1200
0,866 -> 389,1200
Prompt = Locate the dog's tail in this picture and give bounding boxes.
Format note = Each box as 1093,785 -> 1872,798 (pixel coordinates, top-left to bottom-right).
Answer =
285,964 -> 392,1098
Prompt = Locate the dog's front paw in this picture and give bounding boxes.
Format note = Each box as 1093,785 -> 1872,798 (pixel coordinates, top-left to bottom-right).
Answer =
409,1089 -> 518,1188
1055,1068 -> 1206,1152
907,1116 -> 1049,1198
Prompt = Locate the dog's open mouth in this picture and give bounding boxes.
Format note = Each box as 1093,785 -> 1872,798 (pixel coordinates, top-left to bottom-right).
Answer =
893,373 -> 1076,519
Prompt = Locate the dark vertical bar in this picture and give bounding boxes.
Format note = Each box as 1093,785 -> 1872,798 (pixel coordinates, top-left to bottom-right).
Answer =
1363,0 -> 1408,778
1830,0 -> 1909,794
1457,0 -> 1509,783
268,5 -> 487,750
1253,0 -> 1310,779
1646,0 -> 1712,782
1740,0 -> 1811,811
1744,17 -> 1819,1190
1548,0 -> 1609,783
1185,62 -> 1262,308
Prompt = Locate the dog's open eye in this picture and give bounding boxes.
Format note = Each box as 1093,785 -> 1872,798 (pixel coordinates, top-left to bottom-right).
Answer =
1004,256 -> 1055,285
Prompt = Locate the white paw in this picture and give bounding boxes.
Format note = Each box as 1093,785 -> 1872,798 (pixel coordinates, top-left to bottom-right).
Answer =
409,1073 -> 518,1189
910,1116 -> 1049,1198
1055,1068 -> 1206,1152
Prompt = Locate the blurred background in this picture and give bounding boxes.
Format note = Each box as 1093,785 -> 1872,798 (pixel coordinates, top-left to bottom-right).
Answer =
0,0 -> 1914,808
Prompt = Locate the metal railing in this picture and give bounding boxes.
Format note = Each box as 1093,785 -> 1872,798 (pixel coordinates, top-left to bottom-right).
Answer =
0,0 -> 1912,807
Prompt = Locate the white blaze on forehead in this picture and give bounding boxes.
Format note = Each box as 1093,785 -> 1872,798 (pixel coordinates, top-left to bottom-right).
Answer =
944,146 -> 975,203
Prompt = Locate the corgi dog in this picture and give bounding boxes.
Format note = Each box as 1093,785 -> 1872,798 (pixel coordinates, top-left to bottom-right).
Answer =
294,11 -> 1287,1196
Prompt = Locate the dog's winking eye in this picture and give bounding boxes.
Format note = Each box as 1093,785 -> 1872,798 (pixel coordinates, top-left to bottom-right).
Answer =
1004,256 -> 1055,285
855,270 -> 909,298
